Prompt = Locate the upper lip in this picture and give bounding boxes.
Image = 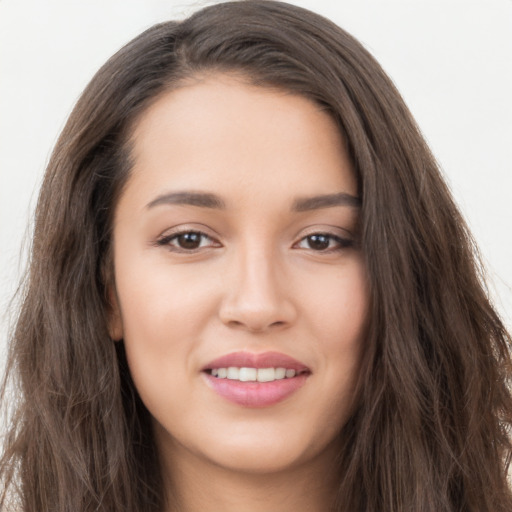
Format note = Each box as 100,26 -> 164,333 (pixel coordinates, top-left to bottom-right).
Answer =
202,351 -> 310,372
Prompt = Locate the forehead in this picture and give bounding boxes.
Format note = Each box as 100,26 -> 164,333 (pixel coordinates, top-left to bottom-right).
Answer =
123,74 -> 356,210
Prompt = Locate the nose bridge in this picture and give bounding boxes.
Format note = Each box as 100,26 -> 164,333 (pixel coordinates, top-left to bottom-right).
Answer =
219,235 -> 295,331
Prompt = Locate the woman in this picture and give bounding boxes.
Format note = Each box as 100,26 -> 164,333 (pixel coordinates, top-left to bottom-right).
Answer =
1,1 -> 511,511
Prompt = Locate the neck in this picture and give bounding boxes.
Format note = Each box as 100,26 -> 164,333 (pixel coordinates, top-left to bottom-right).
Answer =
160,438 -> 339,512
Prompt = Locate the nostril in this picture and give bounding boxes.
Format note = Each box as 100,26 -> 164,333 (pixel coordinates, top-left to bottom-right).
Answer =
227,320 -> 244,328
227,319 -> 288,333
218,290 -> 297,332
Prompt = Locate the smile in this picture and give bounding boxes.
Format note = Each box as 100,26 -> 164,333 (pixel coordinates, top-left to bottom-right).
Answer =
202,351 -> 311,407
209,367 -> 298,382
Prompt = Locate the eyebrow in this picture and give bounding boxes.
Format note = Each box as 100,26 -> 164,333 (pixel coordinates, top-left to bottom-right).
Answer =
146,191 -> 226,210
292,192 -> 361,211
145,190 -> 361,211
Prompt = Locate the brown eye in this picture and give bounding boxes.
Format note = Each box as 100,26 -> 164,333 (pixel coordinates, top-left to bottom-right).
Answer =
306,234 -> 331,250
176,232 -> 204,250
295,233 -> 353,252
156,230 -> 219,252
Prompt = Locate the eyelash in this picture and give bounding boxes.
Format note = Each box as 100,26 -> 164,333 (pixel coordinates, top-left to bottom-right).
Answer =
294,233 -> 354,252
155,230 -> 354,253
155,231 -> 220,252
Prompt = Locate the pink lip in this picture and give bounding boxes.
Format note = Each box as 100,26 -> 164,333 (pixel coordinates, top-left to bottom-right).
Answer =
202,351 -> 310,408
202,351 -> 309,372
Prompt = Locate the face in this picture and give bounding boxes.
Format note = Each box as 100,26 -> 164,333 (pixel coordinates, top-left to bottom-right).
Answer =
110,74 -> 368,478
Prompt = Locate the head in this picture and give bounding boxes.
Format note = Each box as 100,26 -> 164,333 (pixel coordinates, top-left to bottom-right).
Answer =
3,1 -> 511,511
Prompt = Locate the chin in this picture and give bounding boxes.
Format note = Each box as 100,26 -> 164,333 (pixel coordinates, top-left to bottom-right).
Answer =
181,422 -> 339,476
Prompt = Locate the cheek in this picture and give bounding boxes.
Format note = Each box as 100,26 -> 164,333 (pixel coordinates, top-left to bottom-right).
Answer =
115,252 -> 220,337
115,271 -> 213,426
304,258 -> 368,345
307,259 -> 368,409
113,255 -> 219,393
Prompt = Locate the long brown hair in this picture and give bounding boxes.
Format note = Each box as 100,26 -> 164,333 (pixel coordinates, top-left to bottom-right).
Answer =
2,1 -> 511,510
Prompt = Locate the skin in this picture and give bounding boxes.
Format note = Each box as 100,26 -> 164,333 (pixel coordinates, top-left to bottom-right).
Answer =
110,74 -> 369,512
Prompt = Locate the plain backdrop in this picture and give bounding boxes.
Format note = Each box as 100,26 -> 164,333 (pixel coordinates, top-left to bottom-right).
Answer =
1,0 -> 511,369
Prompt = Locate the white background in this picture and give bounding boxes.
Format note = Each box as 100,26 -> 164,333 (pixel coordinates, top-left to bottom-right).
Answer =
1,0 -> 511,368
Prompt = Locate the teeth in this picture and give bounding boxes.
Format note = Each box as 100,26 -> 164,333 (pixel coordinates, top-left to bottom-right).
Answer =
257,368 -> 275,382
227,367 -> 239,380
239,367 -> 257,381
209,367 -> 297,382
275,367 -> 286,379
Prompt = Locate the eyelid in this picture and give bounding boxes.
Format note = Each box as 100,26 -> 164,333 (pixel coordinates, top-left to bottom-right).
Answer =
294,224 -> 355,240
294,234 -> 353,251
292,226 -> 356,252
154,225 -> 222,252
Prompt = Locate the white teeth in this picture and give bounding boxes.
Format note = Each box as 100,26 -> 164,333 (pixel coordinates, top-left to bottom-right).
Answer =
275,367 -> 286,379
257,367 -> 275,382
239,367 -> 257,381
209,366 -> 298,382
227,367 -> 239,380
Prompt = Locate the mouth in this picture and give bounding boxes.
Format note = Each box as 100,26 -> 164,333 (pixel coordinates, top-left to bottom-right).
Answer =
206,366 -> 308,382
202,351 -> 311,407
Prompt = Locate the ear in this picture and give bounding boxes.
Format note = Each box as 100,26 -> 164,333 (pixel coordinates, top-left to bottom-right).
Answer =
107,286 -> 124,341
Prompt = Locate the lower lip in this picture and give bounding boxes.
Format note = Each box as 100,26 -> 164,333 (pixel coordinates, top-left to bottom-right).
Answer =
203,373 -> 309,407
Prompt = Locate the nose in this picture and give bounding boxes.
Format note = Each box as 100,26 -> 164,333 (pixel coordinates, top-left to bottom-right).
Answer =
218,245 -> 297,333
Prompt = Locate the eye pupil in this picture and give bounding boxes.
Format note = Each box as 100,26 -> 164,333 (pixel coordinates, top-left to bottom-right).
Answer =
178,232 -> 202,249
307,234 -> 330,250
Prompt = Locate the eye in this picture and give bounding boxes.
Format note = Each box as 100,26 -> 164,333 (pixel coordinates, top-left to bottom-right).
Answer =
156,230 -> 220,252
295,233 -> 353,252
